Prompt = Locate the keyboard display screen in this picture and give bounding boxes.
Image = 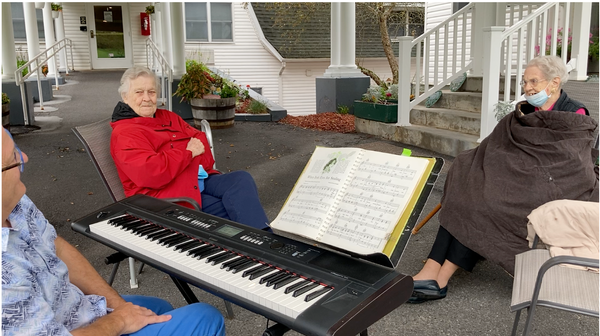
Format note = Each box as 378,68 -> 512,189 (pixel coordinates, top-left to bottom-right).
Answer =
215,224 -> 244,238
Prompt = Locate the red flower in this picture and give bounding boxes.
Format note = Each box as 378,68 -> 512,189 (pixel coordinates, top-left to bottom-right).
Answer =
385,92 -> 392,97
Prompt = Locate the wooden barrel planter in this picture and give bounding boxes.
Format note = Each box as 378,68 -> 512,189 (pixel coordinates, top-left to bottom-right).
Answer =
2,103 -> 9,131
190,97 -> 236,129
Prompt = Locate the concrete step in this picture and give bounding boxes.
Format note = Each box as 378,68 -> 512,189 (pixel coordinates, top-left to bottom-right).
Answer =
422,90 -> 482,113
410,106 -> 481,136
442,76 -> 518,94
355,118 -> 480,157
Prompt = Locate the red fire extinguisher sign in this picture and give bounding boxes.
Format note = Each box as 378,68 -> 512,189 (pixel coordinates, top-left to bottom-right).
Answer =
140,13 -> 150,36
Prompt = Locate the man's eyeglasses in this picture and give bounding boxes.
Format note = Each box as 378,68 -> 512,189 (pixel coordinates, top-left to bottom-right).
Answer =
2,130 -> 24,173
519,78 -> 547,88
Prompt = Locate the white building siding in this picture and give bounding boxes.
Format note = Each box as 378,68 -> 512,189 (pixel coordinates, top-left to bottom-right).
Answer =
182,3 -> 282,107
129,3 -> 150,67
62,3 -> 91,70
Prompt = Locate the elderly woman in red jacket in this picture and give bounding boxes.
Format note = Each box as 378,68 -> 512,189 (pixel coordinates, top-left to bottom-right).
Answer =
110,66 -> 269,230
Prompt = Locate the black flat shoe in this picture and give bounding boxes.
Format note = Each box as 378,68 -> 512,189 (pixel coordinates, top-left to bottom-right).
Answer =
407,280 -> 448,304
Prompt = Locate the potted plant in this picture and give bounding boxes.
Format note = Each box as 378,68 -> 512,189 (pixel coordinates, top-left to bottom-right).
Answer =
175,61 -> 241,129
353,86 -> 400,123
2,93 -> 10,130
51,3 -> 62,18
588,34 -> 599,73
145,5 -> 155,15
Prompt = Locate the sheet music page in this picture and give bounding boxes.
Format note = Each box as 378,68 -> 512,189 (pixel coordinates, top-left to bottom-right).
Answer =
270,147 -> 361,239
320,151 -> 431,254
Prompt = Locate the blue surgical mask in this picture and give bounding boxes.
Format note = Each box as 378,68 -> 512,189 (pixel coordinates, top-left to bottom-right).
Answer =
525,83 -> 551,107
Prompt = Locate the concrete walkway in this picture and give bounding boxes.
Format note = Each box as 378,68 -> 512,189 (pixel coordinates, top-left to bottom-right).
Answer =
9,70 -> 599,336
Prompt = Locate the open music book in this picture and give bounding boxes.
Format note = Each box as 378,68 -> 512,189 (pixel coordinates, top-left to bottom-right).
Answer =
270,146 -> 437,257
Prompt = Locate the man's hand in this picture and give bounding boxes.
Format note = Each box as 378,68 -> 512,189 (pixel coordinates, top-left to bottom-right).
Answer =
71,302 -> 171,336
112,302 -> 172,334
186,137 -> 205,158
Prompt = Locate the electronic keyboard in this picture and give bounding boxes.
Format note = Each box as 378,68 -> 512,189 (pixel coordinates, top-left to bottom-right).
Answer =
72,195 -> 413,336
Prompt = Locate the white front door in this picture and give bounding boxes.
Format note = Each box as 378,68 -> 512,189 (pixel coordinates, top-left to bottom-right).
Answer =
87,4 -> 133,69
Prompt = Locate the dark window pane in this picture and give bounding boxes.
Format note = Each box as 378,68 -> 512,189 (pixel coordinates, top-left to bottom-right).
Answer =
11,4 -> 45,40
211,3 -> 232,41
185,2 -> 208,41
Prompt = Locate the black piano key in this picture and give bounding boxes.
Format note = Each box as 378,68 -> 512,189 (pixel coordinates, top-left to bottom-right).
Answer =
108,215 -> 135,225
147,230 -> 174,241
260,270 -> 285,285
305,287 -> 332,302
242,264 -> 269,278
292,282 -> 319,298
171,237 -> 194,248
266,273 -> 292,287
205,251 -> 227,263
273,275 -> 298,290
207,252 -> 236,265
285,280 -> 310,294
230,260 -> 257,273
163,235 -> 188,247
221,256 -> 245,270
121,222 -> 151,232
118,219 -> 145,228
249,266 -> 275,281
187,245 -> 212,257
174,240 -> 200,252
158,234 -> 184,245
196,247 -> 221,260
134,225 -> 162,236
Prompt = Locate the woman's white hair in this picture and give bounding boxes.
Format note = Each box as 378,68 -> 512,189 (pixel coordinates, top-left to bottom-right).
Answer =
118,66 -> 160,100
526,55 -> 569,87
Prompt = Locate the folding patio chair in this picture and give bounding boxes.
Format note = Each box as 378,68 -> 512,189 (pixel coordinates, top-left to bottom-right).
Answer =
510,236 -> 599,335
72,117 -> 234,318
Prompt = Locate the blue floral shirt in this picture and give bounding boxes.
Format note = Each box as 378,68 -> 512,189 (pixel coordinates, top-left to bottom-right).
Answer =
2,195 -> 108,335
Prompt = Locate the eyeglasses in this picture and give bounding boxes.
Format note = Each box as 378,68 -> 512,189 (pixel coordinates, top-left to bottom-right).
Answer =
520,78 -> 547,88
2,130 -> 25,173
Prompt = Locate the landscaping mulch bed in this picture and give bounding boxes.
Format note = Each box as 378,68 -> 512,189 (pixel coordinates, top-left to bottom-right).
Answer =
279,112 -> 355,133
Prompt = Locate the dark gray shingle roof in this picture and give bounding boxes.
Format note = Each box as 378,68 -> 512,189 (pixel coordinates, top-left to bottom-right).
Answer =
252,2 -> 400,59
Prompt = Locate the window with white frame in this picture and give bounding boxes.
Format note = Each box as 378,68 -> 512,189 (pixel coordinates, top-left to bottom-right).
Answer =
185,2 -> 233,42
11,3 -> 45,41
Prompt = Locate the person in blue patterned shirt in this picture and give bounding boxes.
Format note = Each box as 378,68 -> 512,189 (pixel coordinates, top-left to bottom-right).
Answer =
1,128 -> 226,336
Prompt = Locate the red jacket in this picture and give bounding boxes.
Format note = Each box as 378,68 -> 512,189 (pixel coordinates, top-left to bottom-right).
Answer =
110,107 -> 218,207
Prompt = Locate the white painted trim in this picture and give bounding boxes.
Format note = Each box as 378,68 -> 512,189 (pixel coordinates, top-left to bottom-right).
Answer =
86,3 -> 134,69
245,2 -> 284,63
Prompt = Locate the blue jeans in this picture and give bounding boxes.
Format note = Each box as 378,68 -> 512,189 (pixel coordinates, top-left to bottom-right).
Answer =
201,171 -> 270,230
122,295 -> 225,336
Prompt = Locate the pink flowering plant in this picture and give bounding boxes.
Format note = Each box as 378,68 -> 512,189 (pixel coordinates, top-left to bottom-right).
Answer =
535,27 -> 595,59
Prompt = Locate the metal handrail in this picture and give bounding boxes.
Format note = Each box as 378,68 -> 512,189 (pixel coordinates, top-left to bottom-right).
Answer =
145,38 -> 173,111
14,38 -> 75,126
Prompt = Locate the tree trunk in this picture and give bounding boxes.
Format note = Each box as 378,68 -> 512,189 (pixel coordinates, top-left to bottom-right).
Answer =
377,9 -> 399,84
357,64 -> 388,90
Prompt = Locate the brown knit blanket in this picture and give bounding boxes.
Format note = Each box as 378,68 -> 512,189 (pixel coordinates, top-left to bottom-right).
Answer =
439,107 -> 599,273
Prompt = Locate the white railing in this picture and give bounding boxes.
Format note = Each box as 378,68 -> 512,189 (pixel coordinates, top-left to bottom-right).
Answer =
14,38 -> 75,126
480,2 -> 577,141
146,38 -> 173,111
397,3 -> 475,126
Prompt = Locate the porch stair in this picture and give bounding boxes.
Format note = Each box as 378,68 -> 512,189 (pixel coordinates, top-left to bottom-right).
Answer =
356,78 -> 487,157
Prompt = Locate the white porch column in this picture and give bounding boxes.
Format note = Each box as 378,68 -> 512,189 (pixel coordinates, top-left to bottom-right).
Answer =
160,2 -> 173,68
397,37 -> 413,126
23,2 -> 41,77
54,6 -> 68,72
470,3 -> 496,77
569,2 -> 592,81
42,2 -> 58,78
2,3 -> 18,80
323,2 -> 340,76
170,2 -> 186,77
479,27 -> 504,143
338,2 -> 360,74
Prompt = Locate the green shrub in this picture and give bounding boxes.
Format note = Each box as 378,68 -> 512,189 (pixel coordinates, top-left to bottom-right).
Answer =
248,99 -> 268,114
337,105 -> 350,114
2,93 -> 10,105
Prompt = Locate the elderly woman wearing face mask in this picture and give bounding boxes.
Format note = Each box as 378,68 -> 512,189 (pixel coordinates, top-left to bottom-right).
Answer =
518,55 -> 589,115
110,66 -> 270,230
408,56 -> 598,304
